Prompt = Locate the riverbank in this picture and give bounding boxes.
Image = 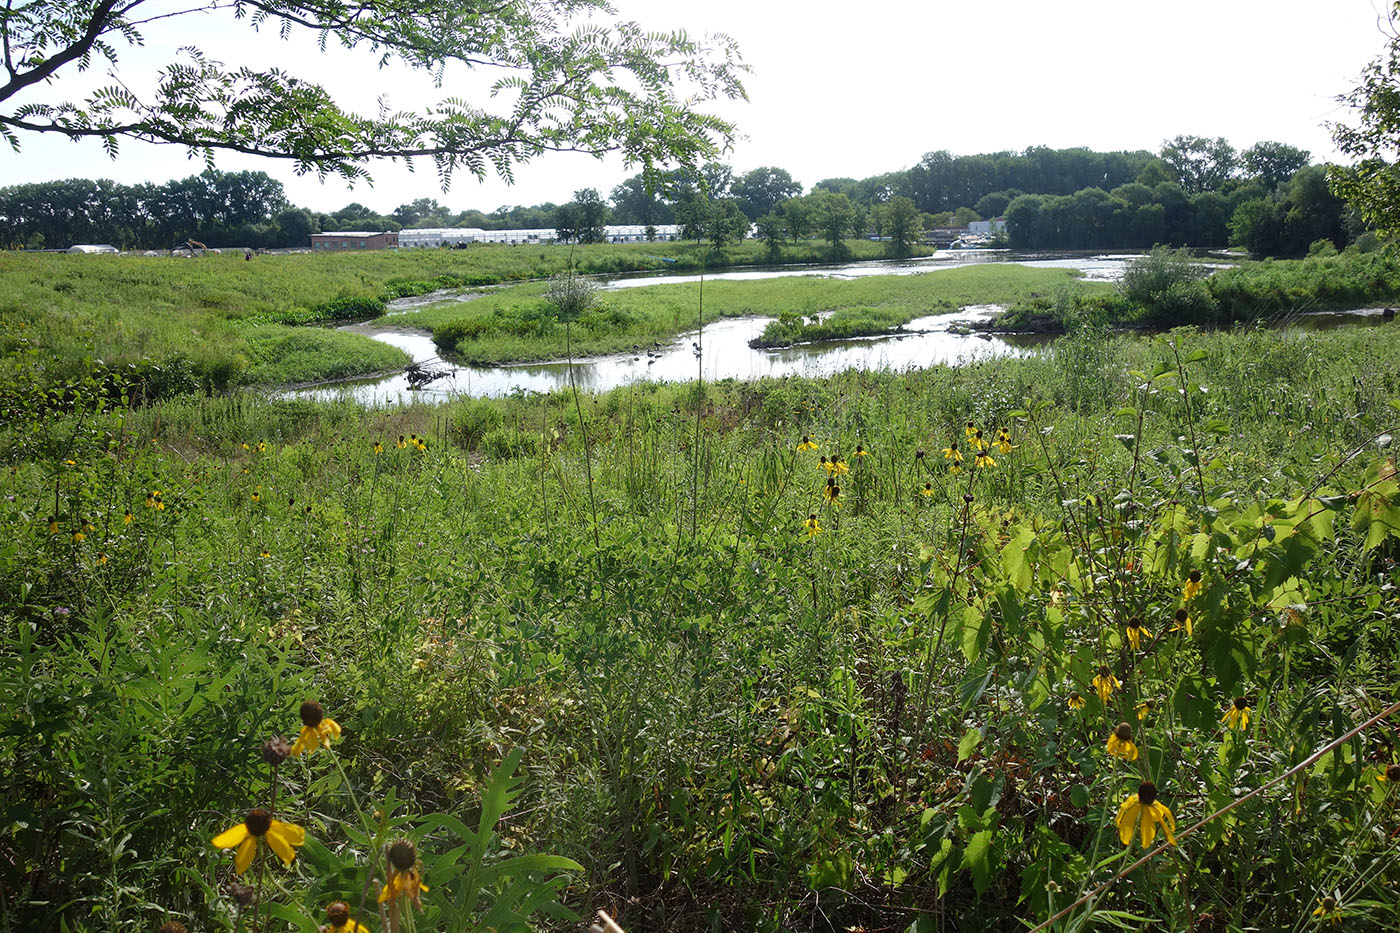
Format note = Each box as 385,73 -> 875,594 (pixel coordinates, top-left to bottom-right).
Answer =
407,264 -> 1091,363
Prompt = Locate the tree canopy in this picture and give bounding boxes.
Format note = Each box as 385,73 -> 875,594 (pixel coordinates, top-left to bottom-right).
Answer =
1331,2 -> 1400,238
0,1 -> 747,185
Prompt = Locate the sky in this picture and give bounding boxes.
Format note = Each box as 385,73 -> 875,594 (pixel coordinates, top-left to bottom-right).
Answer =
1,0 -> 1395,215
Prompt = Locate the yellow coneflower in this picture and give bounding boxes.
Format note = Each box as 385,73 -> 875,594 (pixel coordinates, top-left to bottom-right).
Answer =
1183,569 -> 1202,601
804,514 -> 821,538
47,515 -> 59,535
241,443 -> 250,451
994,429 -> 1015,454
1067,692 -> 1085,711
830,456 -> 849,476
1376,764 -> 1400,784
1106,722 -> 1140,761
257,441 -> 267,453
1124,617 -> 1151,652
123,509 -> 134,525
1170,608 -> 1193,637
819,455 -> 831,473
974,450 -> 996,469
290,701 -> 342,755
96,551 -> 108,565
63,458 -> 77,466
920,482 -> 934,498
323,901 -> 368,933
373,441 -> 384,455
379,839 -> 428,908
854,444 -> 868,457
1312,896 -> 1343,925
70,528 -> 85,543
1136,699 -> 1156,720
971,429 -> 990,452
251,490 -> 261,503
1093,665 -> 1121,703
1221,696 -> 1251,731
260,549 -> 270,559
212,808 -> 306,874
397,435 -> 407,449
942,441 -> 963,463
1115,781 -> 1175,848
964,420 -> 978,438
797,435 -> 819,452
822,478 -> 841,508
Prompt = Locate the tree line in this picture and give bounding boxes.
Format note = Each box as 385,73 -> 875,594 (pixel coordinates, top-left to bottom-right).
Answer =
0,139 -> 1363,257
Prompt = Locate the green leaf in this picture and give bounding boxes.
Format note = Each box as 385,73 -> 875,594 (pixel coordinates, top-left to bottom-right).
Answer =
961,829 -> 995,897
957,727 -> 982,763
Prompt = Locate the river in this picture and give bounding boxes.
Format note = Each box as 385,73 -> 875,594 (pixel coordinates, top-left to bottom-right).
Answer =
283,250 -> 1385,405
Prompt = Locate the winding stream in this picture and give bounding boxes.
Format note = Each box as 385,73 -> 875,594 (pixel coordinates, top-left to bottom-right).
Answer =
283,251 -> 1388,405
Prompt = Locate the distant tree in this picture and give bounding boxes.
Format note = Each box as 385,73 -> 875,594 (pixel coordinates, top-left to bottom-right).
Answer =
849,202 -> 869,238
807,189 -> 855,254
1135,160 -> 1174,187
954,206 -> 980,226
782,197 -> 813,242
974,190 -> 1017,219
754,212 -> 786,261
554,202 -> 580,243
392,198 -> 449,228
703,199 -> 750,249
882,196 -> 922,257
731,166 -> 802,220
275,208 -> 317,246
609,173 -> 675,225
1241,141 -> 1310,190
1159,136 -> 1239,194
1229,165 -> 1351,257
568,188 -> 609,244
674,196 -> 708,242
644,224 -> 658,242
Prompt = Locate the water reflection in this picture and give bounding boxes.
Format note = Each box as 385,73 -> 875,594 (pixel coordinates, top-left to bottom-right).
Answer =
290,307 -> 1041,404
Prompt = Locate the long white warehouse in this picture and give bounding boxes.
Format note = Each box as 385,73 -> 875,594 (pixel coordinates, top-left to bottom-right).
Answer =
398,224 -> 683,248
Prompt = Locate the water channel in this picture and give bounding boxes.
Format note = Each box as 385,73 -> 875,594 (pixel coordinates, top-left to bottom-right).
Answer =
284,250 -> 1384,405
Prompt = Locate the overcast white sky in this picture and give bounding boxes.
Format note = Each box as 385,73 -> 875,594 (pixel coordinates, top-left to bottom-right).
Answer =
0,1 -> 1393,214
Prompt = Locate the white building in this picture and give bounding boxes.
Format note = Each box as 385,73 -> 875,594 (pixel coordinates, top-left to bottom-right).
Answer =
967,219 -> 1007,235
397,224 -> 682,248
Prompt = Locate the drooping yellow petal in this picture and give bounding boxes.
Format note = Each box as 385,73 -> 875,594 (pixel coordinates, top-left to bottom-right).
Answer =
265,825 -> 296,865
319,718 -> 342,745
290,725 -> 317,755
234,836 -> 258,874
271,820 -> 305,846
1115,798 -> 1141,845
212,823 -> 249,849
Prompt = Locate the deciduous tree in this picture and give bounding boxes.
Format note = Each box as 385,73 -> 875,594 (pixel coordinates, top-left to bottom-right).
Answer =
1,1 -> 746,185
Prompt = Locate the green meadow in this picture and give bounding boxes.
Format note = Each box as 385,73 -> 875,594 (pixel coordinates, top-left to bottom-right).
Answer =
3,300 -> 1400,929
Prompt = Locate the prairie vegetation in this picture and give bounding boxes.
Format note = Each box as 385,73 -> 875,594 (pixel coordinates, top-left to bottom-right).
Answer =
3,315 -> 1399,931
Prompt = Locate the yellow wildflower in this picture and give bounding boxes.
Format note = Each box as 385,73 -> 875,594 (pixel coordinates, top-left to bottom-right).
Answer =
373,441 -> 384,454
920,482 -> 934,498
854,444 -> 869,457
971,429 -> 989,452
964,420 -> 978,438
1377,764 -> 1400,783
123,509 -> 133,525
804,514 -> 821,538
822,478 -> 841,508
1106,722 -> 1139,761
1136,699 -> 1156,720
290,701 -> 342,755
1183,569 -> 1202,601
1067,692 -> 1085,711
994,429 -> 1015,454
212,808 -> 305,874
1124,617 -> 1151,652
379,840 -> 428,908
1093,666 -> 1121,703
974,450 -> 996,469
257,441 -> 267,453
1170,608 -> 1193,637
942,442 -> 963,463
1221,697 -> 1251,731
70,528 -> 85,543
397,435 -> 407,449
797,435 -> 818,452
47,515 -> 59,535
830,456 -> 849,476
323,902 -> 369,933
1312,896 -> 1342,925
1115,781 -> 1175,848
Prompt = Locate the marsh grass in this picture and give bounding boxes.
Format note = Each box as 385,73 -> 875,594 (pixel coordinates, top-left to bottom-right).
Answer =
4,319 -> 1400,931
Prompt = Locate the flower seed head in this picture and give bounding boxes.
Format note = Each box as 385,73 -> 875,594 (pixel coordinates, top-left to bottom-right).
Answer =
1097,665 -> 1111,677
1388,764 -> 1400,782
1175,608 -> 1189,622
1188,569 -> 1202,583
261,736 -> 291,766
388,839 -> 417,871
1233,696 -> 1248,710
1127,616 -> 1142,630
1321,896 -> 1337,911
244,808 -> 272,837
158,922 -> 188,933
1114,722 -> 1133,741
963,494 -> 974,503
1137,780 -> 1158,805
326,902 -> 351,927
228,882 -> 257,907
299,700 -> 324,727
